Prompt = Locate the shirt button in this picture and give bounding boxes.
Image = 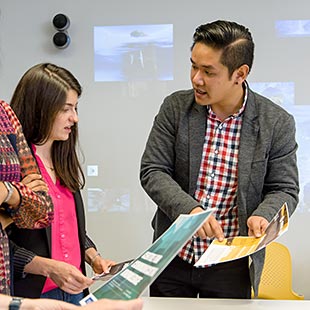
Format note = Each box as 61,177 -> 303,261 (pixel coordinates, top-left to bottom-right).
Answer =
57,194 -> 61,199
64,254 -> 69,258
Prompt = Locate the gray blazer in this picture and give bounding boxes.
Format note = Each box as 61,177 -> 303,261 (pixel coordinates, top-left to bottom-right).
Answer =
140,86 -> 299,295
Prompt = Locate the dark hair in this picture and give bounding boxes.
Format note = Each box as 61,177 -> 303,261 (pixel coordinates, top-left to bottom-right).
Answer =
191,20 -> 255,77
10,63 -> 85,191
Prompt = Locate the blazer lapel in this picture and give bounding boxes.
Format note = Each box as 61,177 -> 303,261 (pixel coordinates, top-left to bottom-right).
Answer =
238,90 -> 259,230
189,104 -> 207,195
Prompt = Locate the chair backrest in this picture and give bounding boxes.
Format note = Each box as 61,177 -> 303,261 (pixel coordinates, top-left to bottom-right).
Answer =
256,241 -> 304,300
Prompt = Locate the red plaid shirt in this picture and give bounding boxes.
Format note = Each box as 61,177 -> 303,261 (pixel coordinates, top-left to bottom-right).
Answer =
179,90 -> 247,266
0,100 -> 53,294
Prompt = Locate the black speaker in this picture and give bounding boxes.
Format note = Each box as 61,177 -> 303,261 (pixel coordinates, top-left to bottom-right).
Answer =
53,13 -> 70,31
52,13 -> 70,49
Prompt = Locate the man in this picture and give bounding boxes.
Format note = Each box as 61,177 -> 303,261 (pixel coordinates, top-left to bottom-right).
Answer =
140,20 -> 299,298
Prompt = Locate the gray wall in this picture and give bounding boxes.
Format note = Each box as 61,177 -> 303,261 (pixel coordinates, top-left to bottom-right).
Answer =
0,0 -> 309,299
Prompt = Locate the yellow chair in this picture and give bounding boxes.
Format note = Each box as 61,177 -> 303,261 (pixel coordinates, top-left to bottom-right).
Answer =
255,241 -> 304,300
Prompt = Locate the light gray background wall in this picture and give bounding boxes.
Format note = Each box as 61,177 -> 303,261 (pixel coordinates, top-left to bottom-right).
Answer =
0,0 -> 309,299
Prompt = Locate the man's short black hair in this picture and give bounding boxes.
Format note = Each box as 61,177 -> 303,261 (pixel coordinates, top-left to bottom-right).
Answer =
192,20 -> 255,77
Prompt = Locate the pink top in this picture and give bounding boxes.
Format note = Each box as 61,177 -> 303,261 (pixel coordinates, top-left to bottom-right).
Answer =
32,145 -> 81,293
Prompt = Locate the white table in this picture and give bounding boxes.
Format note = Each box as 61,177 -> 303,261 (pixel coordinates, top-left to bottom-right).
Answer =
142,297 -> 310,309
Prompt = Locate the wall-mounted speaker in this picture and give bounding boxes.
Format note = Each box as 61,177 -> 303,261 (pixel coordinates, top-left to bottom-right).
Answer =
52,13 -> 70,49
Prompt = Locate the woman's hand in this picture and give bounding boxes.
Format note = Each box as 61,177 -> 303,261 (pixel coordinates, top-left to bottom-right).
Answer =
25,256 -> 93,294
21,174 -> 48,192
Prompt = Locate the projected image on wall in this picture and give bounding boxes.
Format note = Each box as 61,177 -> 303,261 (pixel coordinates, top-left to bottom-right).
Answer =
275,19 -> 310,37
249,82 -> 294,107
87,188 -> 130,213
94,24 -> 173,82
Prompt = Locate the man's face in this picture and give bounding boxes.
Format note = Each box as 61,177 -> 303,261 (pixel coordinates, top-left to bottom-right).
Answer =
190,42 -> 238,107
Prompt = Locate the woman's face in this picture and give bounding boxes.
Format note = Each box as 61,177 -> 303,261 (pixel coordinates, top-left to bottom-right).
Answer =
49,89 -> 78,142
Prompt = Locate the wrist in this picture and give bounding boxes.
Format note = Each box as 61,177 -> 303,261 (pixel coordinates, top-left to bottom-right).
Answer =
24,256 -> 52,278
19,298 -> 38,310
9,297 -> 23,310
90,252 -> 101,268
3,182 -> 14,204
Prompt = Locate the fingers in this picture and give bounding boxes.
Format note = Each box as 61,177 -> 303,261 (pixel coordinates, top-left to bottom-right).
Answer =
59,278 -> 91,294
103,259 -> 116,272
93,258 -> 116,274
247,216 -> 269,237
49,262 -> 93,294
196,226 -> 207,239
195,215 -> 224,241
29,180 -> 49,192
57,274 -> 93,294
21,174 -> 48,192
21,173 -> 42,184
208,216 -> 224,241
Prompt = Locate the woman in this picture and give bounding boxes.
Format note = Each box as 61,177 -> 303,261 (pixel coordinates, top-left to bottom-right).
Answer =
0,98 -> 142,310
0,98 -> 53,295
8,63 -> 114,304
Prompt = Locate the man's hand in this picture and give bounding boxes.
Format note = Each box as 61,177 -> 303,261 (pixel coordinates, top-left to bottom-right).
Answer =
190,207 -> 224,241
247,215 -> 269,237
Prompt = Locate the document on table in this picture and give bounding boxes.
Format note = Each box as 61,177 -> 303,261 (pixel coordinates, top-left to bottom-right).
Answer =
195,202 -> 289,267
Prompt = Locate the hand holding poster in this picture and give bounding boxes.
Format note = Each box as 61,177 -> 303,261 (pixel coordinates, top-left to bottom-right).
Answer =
194,202 -> 289,266
80,208 -> 213,304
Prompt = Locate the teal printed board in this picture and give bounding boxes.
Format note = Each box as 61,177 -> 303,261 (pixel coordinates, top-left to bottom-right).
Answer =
81,209 -> 213,303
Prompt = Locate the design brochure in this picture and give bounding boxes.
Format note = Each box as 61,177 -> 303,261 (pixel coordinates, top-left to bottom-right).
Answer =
80,208 -> 213,304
